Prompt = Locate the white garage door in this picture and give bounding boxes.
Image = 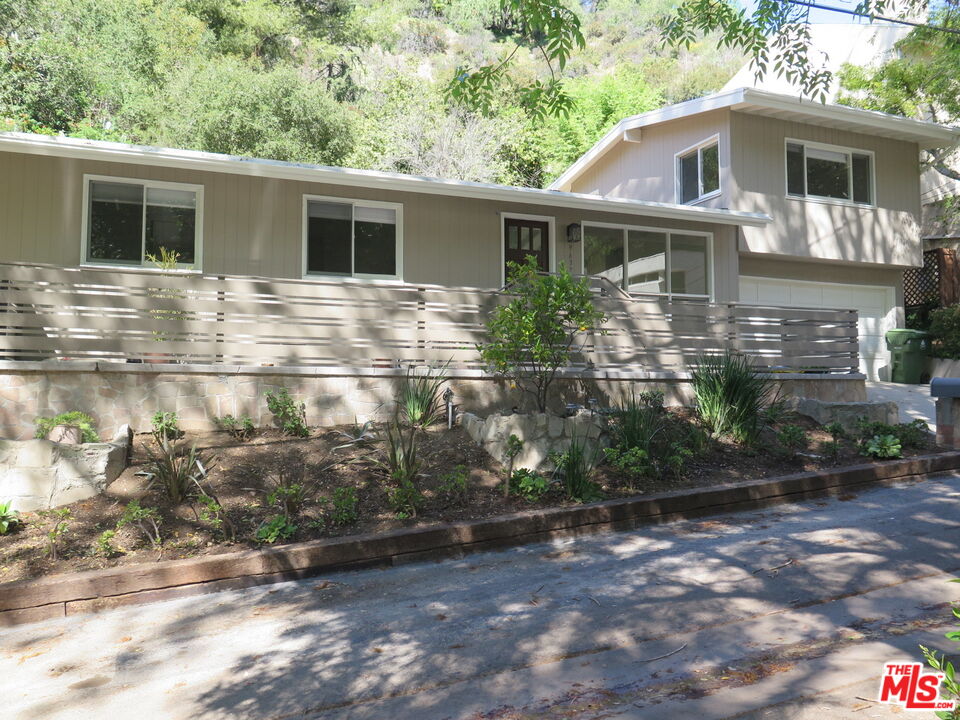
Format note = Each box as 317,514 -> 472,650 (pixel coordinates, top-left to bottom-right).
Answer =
739,276 -> 898,380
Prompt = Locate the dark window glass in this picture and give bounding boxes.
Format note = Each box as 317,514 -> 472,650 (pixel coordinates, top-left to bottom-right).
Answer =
307,201 -> 352,275
145,188 -> 196,264
679,151 -> 699,203
701,143 -> 719,195
786,143 -> 805,196
852,153 -> 872,204
354,206 -> 396,276
584,226 -> 624,286
805,147 -> 850,200
88,182 -> 143,263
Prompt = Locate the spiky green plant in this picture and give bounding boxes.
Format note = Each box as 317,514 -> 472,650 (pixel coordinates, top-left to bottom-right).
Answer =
396,363 -> 449,429
691,352 -> 773,444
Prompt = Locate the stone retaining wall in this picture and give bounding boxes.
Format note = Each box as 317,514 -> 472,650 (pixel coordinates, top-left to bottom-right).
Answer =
0,361 -> 868,440
461,410 -> 608,472
0,427 -> 130,511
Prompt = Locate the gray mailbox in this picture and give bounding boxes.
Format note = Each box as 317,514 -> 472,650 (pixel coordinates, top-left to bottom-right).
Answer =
932,378 -> 960,448
931,378 -> 960,398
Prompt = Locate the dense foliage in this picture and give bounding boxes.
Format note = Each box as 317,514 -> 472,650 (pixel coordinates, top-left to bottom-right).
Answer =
838,3 -> 960,186
0,0 -> 744,186
479,256 -> 606,412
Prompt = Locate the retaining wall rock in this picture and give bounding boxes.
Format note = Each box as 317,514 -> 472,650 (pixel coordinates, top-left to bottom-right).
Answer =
0,426 -> 131,511
461,410 -> 609,472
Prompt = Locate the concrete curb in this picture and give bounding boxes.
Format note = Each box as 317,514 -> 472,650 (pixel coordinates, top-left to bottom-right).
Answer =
3,451 -> 959,627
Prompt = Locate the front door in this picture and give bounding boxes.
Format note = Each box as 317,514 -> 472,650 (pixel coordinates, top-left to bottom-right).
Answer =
504,217 -> 549,284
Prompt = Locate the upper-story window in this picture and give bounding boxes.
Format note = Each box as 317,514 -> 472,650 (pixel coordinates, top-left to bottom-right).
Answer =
304,196 -> 402,280
84,176 -> 201,268
676,137 -> 720,204
786,140 -> 874,206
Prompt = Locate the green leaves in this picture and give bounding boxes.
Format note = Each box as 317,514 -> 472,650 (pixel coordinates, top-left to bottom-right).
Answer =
446,0 -> 585,119
479,257 -> 606,412
662,0 -> 927,101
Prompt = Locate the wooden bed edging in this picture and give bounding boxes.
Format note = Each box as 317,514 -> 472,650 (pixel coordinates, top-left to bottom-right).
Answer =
4,451 -> 960,627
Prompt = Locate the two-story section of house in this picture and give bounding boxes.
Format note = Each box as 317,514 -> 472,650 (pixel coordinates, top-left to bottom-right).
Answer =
549,87 -> 960,380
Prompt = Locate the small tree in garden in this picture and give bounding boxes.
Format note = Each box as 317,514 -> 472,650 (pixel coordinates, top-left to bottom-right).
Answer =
480,257 -> 606,413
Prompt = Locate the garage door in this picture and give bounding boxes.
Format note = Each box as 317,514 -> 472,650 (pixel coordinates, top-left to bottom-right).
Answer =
739,276 -> 897,380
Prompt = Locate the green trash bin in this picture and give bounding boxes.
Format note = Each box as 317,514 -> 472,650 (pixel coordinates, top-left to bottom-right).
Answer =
885,329 -> 930,384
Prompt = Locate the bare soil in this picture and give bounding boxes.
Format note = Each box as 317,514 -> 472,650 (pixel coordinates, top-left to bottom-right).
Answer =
0,412 -> 935,585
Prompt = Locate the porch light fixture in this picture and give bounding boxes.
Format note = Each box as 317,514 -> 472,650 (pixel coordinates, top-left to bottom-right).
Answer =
566,223 -> 582,243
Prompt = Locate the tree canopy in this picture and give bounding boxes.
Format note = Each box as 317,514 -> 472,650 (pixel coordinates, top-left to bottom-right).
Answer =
0,0 -> 744,187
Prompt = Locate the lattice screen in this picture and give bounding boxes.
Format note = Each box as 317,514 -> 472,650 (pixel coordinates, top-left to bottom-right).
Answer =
904,249 -> 940,311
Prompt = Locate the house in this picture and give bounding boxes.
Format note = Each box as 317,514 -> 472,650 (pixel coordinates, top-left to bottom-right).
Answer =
548,86 -> 960,379
0,86 -> 955,407
0,131 -> 765,294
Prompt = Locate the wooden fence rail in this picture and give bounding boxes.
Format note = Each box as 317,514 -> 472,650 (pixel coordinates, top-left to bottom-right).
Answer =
0,263 -> 860,374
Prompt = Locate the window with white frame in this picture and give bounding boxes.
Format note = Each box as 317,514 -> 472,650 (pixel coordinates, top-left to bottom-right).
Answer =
676,138 -> 720,204
582,224 -> 711,298
84,177 -> 200,267
305,197 -> 401,279
786,140 -> 874,205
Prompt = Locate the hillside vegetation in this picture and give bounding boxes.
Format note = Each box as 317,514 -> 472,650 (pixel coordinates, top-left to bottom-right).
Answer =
0,0 -> 743,186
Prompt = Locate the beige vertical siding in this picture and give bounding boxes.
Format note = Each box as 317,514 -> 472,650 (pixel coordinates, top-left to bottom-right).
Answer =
730,111 -> 922,267
569,109 -> 732,209
0,150 -> 738,298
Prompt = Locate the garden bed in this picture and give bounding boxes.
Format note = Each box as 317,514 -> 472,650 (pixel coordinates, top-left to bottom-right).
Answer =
0,409 -> 937,586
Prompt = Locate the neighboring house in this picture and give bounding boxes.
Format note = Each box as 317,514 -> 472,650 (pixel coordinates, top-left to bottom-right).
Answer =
548,87 -> 960,380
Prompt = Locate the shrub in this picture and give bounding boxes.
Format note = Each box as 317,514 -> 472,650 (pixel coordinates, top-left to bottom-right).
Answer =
437,465 -> 469,502
0,500 -> 20,535
775,424 -> 808,455
265,388 -> 309,437
920,579 -> 960,715
824,421 -> 846,441
117,500 -> 162,548
193,490 -> 235,541
602,446 -> 652,478
855,417 -> 928,450
479,257 -> 606,412
604,391 -> 702,483
928,305 -> 960,359
397,363 -> 448,429
151,411 -> 181,442
691,352 -> 773,444
34,411 -> 99,443
510,468 -> 549,501
862,434 -> 902,459
37,508 -> 71,561
503,433 -> 524,497
256,515 -> 297,544
376,422 -> 423,517
330,487 -> 359,525
94,529 -> 122,558
144,440 -> 210,504
216,414 -> 254,441
264,464 -> 313,521
552,435 -> 602,502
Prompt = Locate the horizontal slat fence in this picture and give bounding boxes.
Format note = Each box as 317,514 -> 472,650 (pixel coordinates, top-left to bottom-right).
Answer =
0,263 -> 859,374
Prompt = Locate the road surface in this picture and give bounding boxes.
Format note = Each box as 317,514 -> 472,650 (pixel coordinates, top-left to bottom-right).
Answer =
6,473 -> 960,719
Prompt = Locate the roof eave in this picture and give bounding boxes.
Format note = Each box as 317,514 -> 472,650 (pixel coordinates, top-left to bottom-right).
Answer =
0,132 -> 771,228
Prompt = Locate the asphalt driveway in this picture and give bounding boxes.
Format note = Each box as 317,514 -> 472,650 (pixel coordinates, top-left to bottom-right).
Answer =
6,473 -> 960,720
